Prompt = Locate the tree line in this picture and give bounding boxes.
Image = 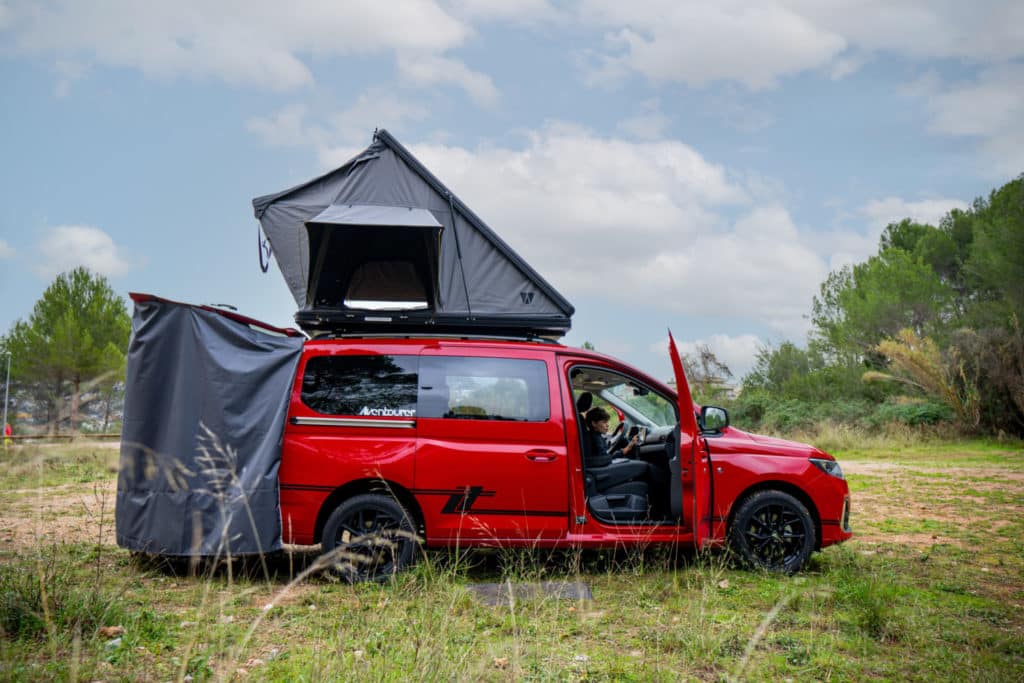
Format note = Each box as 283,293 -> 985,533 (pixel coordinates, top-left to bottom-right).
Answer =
734,174 -> 1023,436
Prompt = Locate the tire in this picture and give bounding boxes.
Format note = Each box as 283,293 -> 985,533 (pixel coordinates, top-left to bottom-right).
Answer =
321,493 -> 418,582
728,490 -> 815,574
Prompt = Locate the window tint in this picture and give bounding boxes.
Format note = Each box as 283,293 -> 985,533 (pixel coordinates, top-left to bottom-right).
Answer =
302,355 -> 418,416
419,357 -> 549,422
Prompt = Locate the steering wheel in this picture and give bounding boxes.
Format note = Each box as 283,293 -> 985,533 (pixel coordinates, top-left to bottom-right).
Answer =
608,418 -> 638,454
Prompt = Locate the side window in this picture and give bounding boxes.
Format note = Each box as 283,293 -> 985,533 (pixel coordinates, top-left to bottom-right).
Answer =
419,357 -> 550,422
301,355 -> 418,416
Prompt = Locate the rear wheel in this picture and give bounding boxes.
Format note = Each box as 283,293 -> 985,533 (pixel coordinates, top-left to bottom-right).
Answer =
729,490 -> 815,574
321,494 -> 417,582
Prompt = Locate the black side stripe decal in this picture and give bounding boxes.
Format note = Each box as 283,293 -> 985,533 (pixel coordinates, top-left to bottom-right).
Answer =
281,483 -> 335,492
414,486 -> 565,518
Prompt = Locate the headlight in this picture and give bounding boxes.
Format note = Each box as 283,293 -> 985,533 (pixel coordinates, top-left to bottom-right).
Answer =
809,457 -> 844,480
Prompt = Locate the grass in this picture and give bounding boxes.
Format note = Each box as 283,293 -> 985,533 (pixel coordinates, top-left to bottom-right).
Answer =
0,442 -> 119,491
1,438 -> 1022,681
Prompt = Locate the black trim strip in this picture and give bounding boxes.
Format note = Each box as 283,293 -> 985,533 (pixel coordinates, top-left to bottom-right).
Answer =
455,509 -> 565,517
290,416 -> 415,429
295,310 -> 572,338
821,519 -> 841,526
280,483 -> 335,492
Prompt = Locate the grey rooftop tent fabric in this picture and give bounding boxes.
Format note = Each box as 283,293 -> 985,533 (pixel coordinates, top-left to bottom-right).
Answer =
115,293 -> 304,557
253,129 -> 574,337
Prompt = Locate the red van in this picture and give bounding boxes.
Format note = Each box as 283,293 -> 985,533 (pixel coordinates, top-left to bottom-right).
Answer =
277,335 -> 852,579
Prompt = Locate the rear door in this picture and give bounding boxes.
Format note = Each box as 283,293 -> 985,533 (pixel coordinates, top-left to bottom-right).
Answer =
669,333 -> 712,546
414,346 -> 570,542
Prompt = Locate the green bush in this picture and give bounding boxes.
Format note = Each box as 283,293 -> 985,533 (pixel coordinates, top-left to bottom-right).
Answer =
873,400 -> 953,427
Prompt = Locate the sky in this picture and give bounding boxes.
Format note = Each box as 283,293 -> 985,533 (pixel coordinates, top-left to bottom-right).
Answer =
1,1 -> 1022,383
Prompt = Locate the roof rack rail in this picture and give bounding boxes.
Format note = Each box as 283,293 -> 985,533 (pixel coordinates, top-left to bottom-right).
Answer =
306,330 -> 561,344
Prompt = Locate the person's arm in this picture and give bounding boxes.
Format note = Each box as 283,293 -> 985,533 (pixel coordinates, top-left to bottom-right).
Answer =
615,434 -> 640,458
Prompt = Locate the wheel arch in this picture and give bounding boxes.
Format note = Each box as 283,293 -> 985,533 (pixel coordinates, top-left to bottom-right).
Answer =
726,481 -> 822,550
313,478 -> 425,545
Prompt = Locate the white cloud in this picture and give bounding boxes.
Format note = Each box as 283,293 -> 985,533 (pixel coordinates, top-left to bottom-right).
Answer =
0,238 -> 13,259
247,104 -> 325,148
626,206 -> 826,339
1,0 -> 475,93
805,195 -> 968,273
792,1 -> 1024,64
578,1 -> 846,89
331,90 -> 430,143
916,65 -> 1024,179
405,125 -> 837,339
617,99 -> 670,140
447,0 -> 562,24
860,196 -> 968,231
52,59 -> 88,98
34,225 -> 136,278
396,53 -> 498,107
248,90 -> 431,169
577,1 -> 1024,89
829,52 -> 868,81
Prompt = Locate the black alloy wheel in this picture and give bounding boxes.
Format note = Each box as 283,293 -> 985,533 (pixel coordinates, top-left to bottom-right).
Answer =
321,493 -> 417,582
729,490 -> 815,574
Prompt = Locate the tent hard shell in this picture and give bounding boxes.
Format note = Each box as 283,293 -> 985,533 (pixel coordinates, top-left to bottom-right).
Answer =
253,129 -> 574,337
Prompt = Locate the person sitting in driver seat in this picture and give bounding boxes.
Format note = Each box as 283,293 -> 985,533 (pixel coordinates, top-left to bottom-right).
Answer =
584,407 -> 649,487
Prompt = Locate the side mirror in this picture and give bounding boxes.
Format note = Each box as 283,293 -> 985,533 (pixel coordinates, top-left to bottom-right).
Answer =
700,405 -> 729,433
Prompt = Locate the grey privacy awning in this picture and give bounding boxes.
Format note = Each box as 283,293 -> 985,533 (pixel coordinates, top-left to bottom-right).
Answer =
116,293 -> 304,557
308,204 -> 442,228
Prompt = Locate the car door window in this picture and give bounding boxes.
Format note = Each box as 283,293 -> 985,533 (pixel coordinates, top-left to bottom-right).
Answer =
418,356 -> 549,421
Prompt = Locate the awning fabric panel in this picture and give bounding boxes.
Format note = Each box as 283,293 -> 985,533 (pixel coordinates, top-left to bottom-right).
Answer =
115,295 -> 304,557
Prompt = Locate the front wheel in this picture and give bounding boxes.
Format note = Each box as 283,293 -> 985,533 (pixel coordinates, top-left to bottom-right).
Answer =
728,490 -> 815,574
321,494 -> 418,582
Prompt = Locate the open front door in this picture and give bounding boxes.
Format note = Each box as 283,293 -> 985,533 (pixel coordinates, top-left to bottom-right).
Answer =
668,332 -> 712,546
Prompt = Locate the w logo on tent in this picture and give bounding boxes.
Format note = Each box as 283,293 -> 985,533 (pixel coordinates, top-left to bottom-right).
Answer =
519,291 -> 535,304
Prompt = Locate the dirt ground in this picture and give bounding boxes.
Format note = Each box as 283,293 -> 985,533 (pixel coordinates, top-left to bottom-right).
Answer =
2,481 -> 118,550
842,460 -> 1024,547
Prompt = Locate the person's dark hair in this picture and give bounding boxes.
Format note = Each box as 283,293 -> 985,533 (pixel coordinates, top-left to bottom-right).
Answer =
585,406 -> 610,426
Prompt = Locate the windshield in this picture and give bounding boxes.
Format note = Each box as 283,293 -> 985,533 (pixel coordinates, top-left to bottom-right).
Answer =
605,383 -> 676,427
571,366 -> 677,428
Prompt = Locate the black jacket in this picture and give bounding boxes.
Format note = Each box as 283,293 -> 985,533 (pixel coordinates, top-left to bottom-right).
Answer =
586,429 -> 625,469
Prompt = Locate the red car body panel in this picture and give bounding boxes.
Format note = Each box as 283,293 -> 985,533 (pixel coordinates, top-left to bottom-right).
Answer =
277,337 -> 852,552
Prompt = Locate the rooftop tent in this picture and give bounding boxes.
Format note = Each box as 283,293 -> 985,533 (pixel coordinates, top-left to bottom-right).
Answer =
252,129 -> 574,337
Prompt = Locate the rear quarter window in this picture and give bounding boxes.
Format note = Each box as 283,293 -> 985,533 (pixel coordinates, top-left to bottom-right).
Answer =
301,355 -> 418,416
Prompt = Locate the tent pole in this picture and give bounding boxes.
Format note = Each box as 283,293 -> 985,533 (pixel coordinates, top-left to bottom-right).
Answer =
448,192 -> 473,318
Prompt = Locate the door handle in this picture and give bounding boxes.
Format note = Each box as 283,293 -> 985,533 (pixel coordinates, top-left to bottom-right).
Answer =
526,449 -> 558,462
